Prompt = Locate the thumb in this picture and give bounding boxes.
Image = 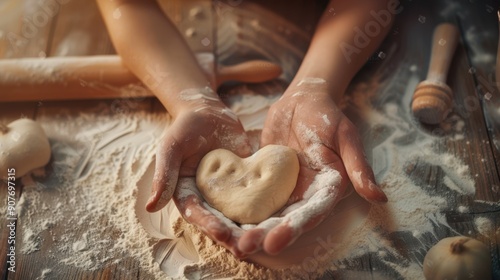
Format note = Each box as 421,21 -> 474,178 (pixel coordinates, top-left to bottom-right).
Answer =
227,124 -> 253,158
146,137 -> 182,212
339,126 -> 387,203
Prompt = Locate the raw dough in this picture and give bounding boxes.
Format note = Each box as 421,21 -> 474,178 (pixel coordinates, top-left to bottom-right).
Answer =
196,145 -> 299,224
0,119 -> 51,179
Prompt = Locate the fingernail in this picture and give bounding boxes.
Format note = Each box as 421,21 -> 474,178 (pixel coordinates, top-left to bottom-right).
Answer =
376,192 -> 388,203
153,196 -> 169,212
146,192 -> 160,212
232,248 -> 247,259
370,182 -> 388,203
239,239 -> 262,254
147,191 -> 158,205
207,223 -> 229,241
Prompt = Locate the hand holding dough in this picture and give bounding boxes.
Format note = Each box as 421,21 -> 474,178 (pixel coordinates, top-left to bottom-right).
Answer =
0,119 -> 51,179
196,145 -> 299,224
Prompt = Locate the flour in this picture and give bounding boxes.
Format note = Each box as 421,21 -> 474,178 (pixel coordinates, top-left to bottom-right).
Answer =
221,108 -> 238,122
475,217 -> 494,237
21,228 -> 42,254
297,77 -> 326,86
16,106 -> 167,278
9,4 -> 495,277
72,233 -> 88,252
228,89 -> 281,131
457,205 -> 469,213
178,87 -> 218,102
53,30 -> 93,57
113,8 -> 122,20
3,0 -> 499,277
322,114 -> 331,125
36,268 -> 52,280
132,62 -> 479,279
444,175 -> 473,195
286,169 -> 341,230
465,26 -> 495,66
12,63 -> 483,279
439,0 -> 496,71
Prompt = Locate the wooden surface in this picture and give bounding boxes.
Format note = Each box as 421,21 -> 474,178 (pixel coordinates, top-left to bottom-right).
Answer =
1,0 -> 499,279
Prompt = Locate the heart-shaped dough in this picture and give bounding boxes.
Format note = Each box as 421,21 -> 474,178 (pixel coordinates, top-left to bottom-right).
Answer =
0,119 -> 51,179
196,145 -> 299,224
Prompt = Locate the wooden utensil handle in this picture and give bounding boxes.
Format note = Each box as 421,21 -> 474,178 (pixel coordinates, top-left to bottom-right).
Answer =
426,23 -> 460,83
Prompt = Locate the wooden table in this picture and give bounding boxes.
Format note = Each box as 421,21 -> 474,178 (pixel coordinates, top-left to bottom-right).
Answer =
1,0 -> 499,279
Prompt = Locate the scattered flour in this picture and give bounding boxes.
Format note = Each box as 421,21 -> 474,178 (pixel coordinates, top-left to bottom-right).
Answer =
475,217 -> 494,237
113,8 -> 122,20
297,77 -> 326,86
16,106 -> 167,278
322,114 -> 331,125
15,63 -> 484,279
229,91 -> 280,131
443,175 -> 474,195
286,168 -> 341,230
8,4 -> 496,278
21,228 -> 42,254
457,205 -> 469,213
132,61 -> 483,279
178,87 -> 218,102
36,268 -> 52,280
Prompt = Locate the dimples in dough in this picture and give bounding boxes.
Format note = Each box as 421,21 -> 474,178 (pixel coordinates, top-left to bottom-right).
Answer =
196,145 -> 299,224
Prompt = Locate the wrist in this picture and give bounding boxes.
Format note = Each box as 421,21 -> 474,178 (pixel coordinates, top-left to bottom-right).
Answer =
284,76 -> 345,104
164,87 -> 224,118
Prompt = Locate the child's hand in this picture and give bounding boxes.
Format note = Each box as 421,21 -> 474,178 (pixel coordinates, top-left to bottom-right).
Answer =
146,87 -> 252,257
238,82 -> 387,255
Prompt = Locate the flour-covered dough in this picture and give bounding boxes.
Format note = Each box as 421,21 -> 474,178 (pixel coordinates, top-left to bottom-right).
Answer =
0,119 -> 51,179
196,145 -> 299,224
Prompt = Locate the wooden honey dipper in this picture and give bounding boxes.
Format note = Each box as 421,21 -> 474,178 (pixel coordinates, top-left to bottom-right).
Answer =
411,23 -> 460,125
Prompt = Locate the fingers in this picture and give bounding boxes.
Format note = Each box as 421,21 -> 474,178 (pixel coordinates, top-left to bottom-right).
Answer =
230,132 -> 253,158
179,196 -> 231,242
238,217 -> 281,254
146,138 -> 182,212
338,123 -> 388,204
261,182 -> 339,255
173,178 -> 245,258
263,224 -> 294,255
262,213 -> 330,255
239,217 -> 291,255
238,229 -> 266,254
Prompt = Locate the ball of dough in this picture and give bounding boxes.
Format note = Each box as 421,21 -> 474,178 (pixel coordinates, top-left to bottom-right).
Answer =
196,145 -> 299,224
0,119 -> 51,179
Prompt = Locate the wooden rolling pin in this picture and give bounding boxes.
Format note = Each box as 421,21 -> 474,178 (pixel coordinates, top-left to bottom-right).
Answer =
411,23 -> 459,125
0,56 -> 282,102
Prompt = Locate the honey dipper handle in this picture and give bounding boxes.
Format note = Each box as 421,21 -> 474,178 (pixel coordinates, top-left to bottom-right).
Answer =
427,23 -> 460,83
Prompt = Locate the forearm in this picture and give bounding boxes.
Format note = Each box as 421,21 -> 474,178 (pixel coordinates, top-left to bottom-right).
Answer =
96,0 -> 213,117
291,0 -> 398,102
